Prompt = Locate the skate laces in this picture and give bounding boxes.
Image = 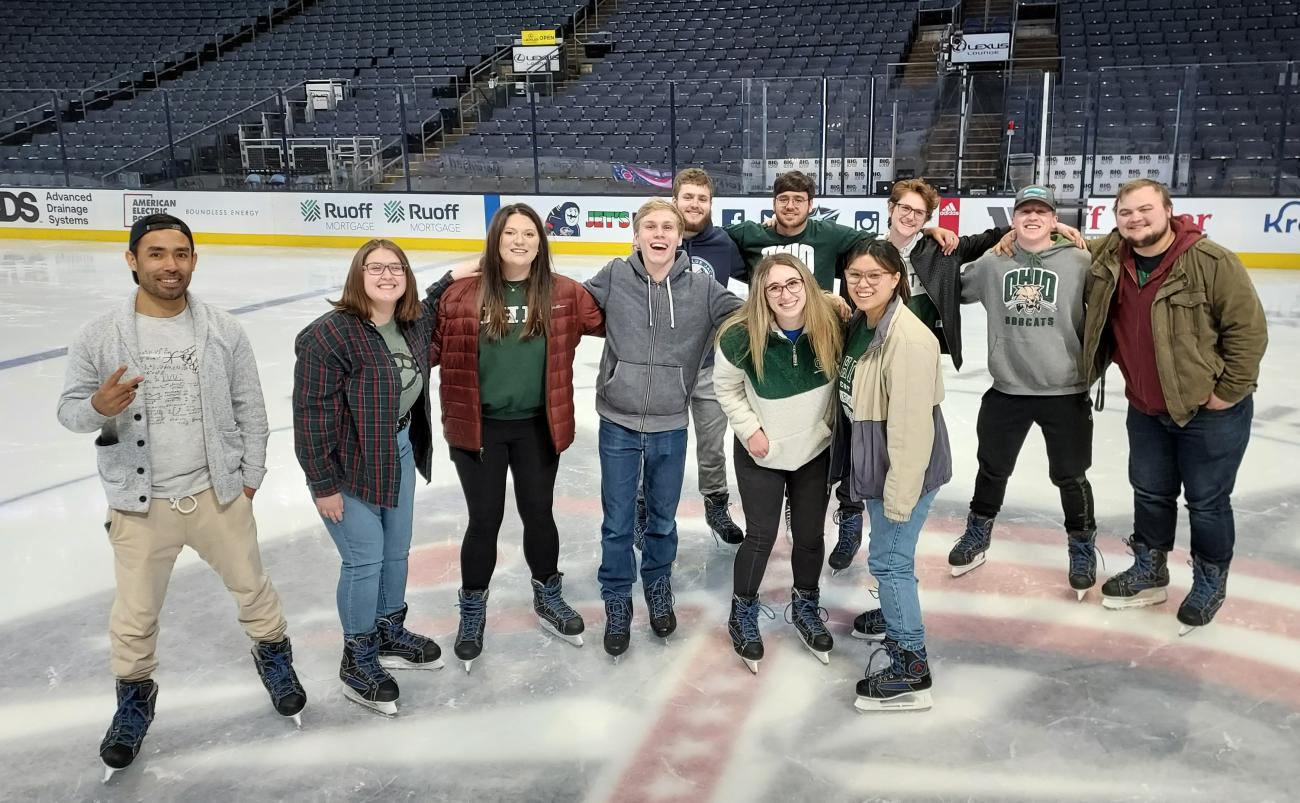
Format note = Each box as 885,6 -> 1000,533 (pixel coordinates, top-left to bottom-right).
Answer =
1067,538 -> 1103,576
786,592 -> 830,636
830,529 -> 860,560
864,640 -> 902,679
538,579 -> 578,620
457,594 -> 487,641
1184,559 -> 1225,609
645,576 -> 674,620
833,509 -> 862,534
605,596 -> 632,634
733,597 -> 774,642
255,642 -> 299,699
952,516 -> 992,557
107,683 -> 154,744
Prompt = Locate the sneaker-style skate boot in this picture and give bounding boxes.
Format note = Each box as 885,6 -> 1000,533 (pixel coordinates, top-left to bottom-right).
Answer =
828,509 -> 863,573
728,594 -> 773,674
100,678 -> 158,782
704,492 -> 744,545
644,575 -> 677,639
340,630 -> 399,717
851,607 -> 888,642
532,573 -> 584,647
454,589 -> 489,673
854,641 -> 933,712
948,512 -> 994,577
1177,556 -> 1229,636
1101,537 -> 1170,610
1066,528 -> 1099,601
251,637 -> 307,726
603,594 -> 633,659
377,604 -> 444,670
787,587 -> 833,664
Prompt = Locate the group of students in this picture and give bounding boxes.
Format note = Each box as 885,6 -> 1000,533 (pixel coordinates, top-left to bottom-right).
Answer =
59,168 -> 1266,778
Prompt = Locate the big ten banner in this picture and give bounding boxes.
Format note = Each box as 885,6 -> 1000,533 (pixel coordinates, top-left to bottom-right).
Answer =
0,188 -> 118,231
1089,154 -> 1174,197
715,197 -> 891,236
1044,155 -> 1086,200
1084,197 -> 1300,267
500,195 -> 648,244
281,193 -> 485,239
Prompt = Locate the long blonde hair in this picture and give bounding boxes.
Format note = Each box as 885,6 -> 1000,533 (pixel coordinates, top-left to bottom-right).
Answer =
717,253 -> 842,382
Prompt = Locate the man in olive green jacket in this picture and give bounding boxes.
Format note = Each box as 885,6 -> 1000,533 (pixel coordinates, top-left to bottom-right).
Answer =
1080,179 -> 1266,634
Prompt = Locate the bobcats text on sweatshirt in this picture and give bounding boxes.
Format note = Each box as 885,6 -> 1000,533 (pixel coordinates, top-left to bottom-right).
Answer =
960,236 -> 1089,396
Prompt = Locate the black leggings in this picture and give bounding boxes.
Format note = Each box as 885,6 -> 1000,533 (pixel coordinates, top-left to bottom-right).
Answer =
450,416 -> 561,590
732,439 -> 831,597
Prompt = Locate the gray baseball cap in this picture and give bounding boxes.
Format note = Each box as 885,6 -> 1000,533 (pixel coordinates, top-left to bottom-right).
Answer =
1014,185 -> 1057,211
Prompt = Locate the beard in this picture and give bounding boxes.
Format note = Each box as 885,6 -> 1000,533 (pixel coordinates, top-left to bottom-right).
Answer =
139,273 -> 188,301
1123,220 -> 1171,249
683,215 -> 707,234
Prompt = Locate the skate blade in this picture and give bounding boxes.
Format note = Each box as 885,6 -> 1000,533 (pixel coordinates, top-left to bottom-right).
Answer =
950,554 -> 986,577
291,712 -> 303,728
102,765 -> 120,783
538,618 -> 585,647
850,629 -> 885,642
1075,588 -> 1088,602
1101,587 -> 1168,610
854,689 -> 933,712
801,639 -> 831,665
462,659 -> 474,674
742,657 -> 759,674
341,686 -> 398,717
379,655 -> 445,671
1178,623 -> 1205,637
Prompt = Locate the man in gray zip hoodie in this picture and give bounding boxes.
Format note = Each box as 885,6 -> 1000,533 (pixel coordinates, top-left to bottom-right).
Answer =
584,199 -> 742,657
950,186 -> 1099,599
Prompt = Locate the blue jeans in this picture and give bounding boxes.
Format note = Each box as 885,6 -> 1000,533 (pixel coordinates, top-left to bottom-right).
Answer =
598,419 -> 687,599
1127,396 -> 1253,567
865,489 -> 938,652
322,425 -> 416,636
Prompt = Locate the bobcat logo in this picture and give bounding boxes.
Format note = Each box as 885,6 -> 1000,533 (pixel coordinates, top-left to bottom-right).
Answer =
1007,282 -> 1054,314
1001,266 -> 1059,316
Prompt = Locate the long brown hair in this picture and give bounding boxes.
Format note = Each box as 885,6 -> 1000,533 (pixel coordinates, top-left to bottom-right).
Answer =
331,239 -> 421,321
717,253 -> 842,382
479,204 -> 554,341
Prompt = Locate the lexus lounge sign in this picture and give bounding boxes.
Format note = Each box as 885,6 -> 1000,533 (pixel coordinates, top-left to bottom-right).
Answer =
951,33 -> 1011,63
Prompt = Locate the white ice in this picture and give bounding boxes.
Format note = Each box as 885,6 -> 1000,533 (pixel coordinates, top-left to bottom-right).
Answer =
1,239 -> 1299,802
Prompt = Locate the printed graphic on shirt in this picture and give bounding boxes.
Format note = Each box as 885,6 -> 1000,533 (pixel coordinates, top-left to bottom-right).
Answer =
391,351 -> 419,392
139,345 -> 202,424
1002,264 -> 1058,327
761,243 -> 816,269
689,255 -> 716,278
481,302 -> 531,326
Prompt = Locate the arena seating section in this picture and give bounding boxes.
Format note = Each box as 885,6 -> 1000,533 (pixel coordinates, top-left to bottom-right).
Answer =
0,0 -> 1297,193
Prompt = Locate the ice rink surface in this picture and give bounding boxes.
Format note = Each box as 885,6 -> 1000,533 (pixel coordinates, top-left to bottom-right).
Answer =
1,238 -> 1299,802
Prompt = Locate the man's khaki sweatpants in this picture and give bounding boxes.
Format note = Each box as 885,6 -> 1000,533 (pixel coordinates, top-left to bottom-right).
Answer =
106,489 -> 288,680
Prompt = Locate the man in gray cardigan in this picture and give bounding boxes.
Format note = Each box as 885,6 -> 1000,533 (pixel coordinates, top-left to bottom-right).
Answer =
57,214 -> 305,780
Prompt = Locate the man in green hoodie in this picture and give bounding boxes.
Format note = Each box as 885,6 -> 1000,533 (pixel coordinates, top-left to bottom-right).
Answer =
949,186 -> 1099,599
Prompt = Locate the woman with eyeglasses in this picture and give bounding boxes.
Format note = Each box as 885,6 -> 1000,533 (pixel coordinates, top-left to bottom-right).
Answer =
713,253 -> 843,673
431,204 -> 603,673
293,238 -> 477,716
832,239 -> 952,713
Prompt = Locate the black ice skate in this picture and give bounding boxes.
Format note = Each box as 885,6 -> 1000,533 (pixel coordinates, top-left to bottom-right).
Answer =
340,630 -> 399,716
251,637 -> 307,727
948,512 -> 994,577
603,594 -> 633,659
1101,537 -> 1170,610
854,641 -> 933,712
703,492 -> 744,545
454,588 -> 489,673
828,509 -> 863,574
851,607 -> 888,642
644,575 -> 677,639
532,573 -> 584,647
100,678 -> 157,782
377,603 -> 444,670
1177,556 -> 1230,636
728,594 -> 773,674
787,587 -> 833,664
1066,528 -> 1099,602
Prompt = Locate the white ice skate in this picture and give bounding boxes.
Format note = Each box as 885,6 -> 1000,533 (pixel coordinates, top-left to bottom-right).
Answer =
853,689 -> 933,712
1100,587 -> 1168,610
949,551 -> 986,577
341,685 -> 398,717
538,617 -> 584,647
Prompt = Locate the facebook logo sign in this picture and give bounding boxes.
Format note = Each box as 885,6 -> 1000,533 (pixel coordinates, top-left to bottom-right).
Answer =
722,209 -> 746,226
855,211 -> 880,233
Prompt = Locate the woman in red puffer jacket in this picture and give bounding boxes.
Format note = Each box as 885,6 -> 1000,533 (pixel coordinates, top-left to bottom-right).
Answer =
431,203 -> 603,672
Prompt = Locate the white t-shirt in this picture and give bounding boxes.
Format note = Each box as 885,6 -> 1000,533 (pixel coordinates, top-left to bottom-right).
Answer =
135,306 -> 211,498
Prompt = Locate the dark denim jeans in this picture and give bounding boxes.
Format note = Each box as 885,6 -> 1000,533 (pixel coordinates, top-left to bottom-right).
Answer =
1126,396 -> 1253,567
597,418 -> 687,599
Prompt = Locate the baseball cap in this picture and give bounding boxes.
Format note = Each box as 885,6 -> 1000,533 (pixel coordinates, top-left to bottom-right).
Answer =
1013,185 -> 1057,211
128,213 -> 194,252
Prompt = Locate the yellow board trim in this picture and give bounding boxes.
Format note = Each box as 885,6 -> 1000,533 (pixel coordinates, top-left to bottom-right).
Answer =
1,227 -> 1296,267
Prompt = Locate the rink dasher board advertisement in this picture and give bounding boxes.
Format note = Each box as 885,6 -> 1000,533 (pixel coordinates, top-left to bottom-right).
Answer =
1085,197 -> 1300,268
0,188 -> 488,248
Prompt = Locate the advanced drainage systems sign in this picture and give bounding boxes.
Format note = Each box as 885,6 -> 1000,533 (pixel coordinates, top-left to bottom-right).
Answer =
951,33 -> 1011,63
